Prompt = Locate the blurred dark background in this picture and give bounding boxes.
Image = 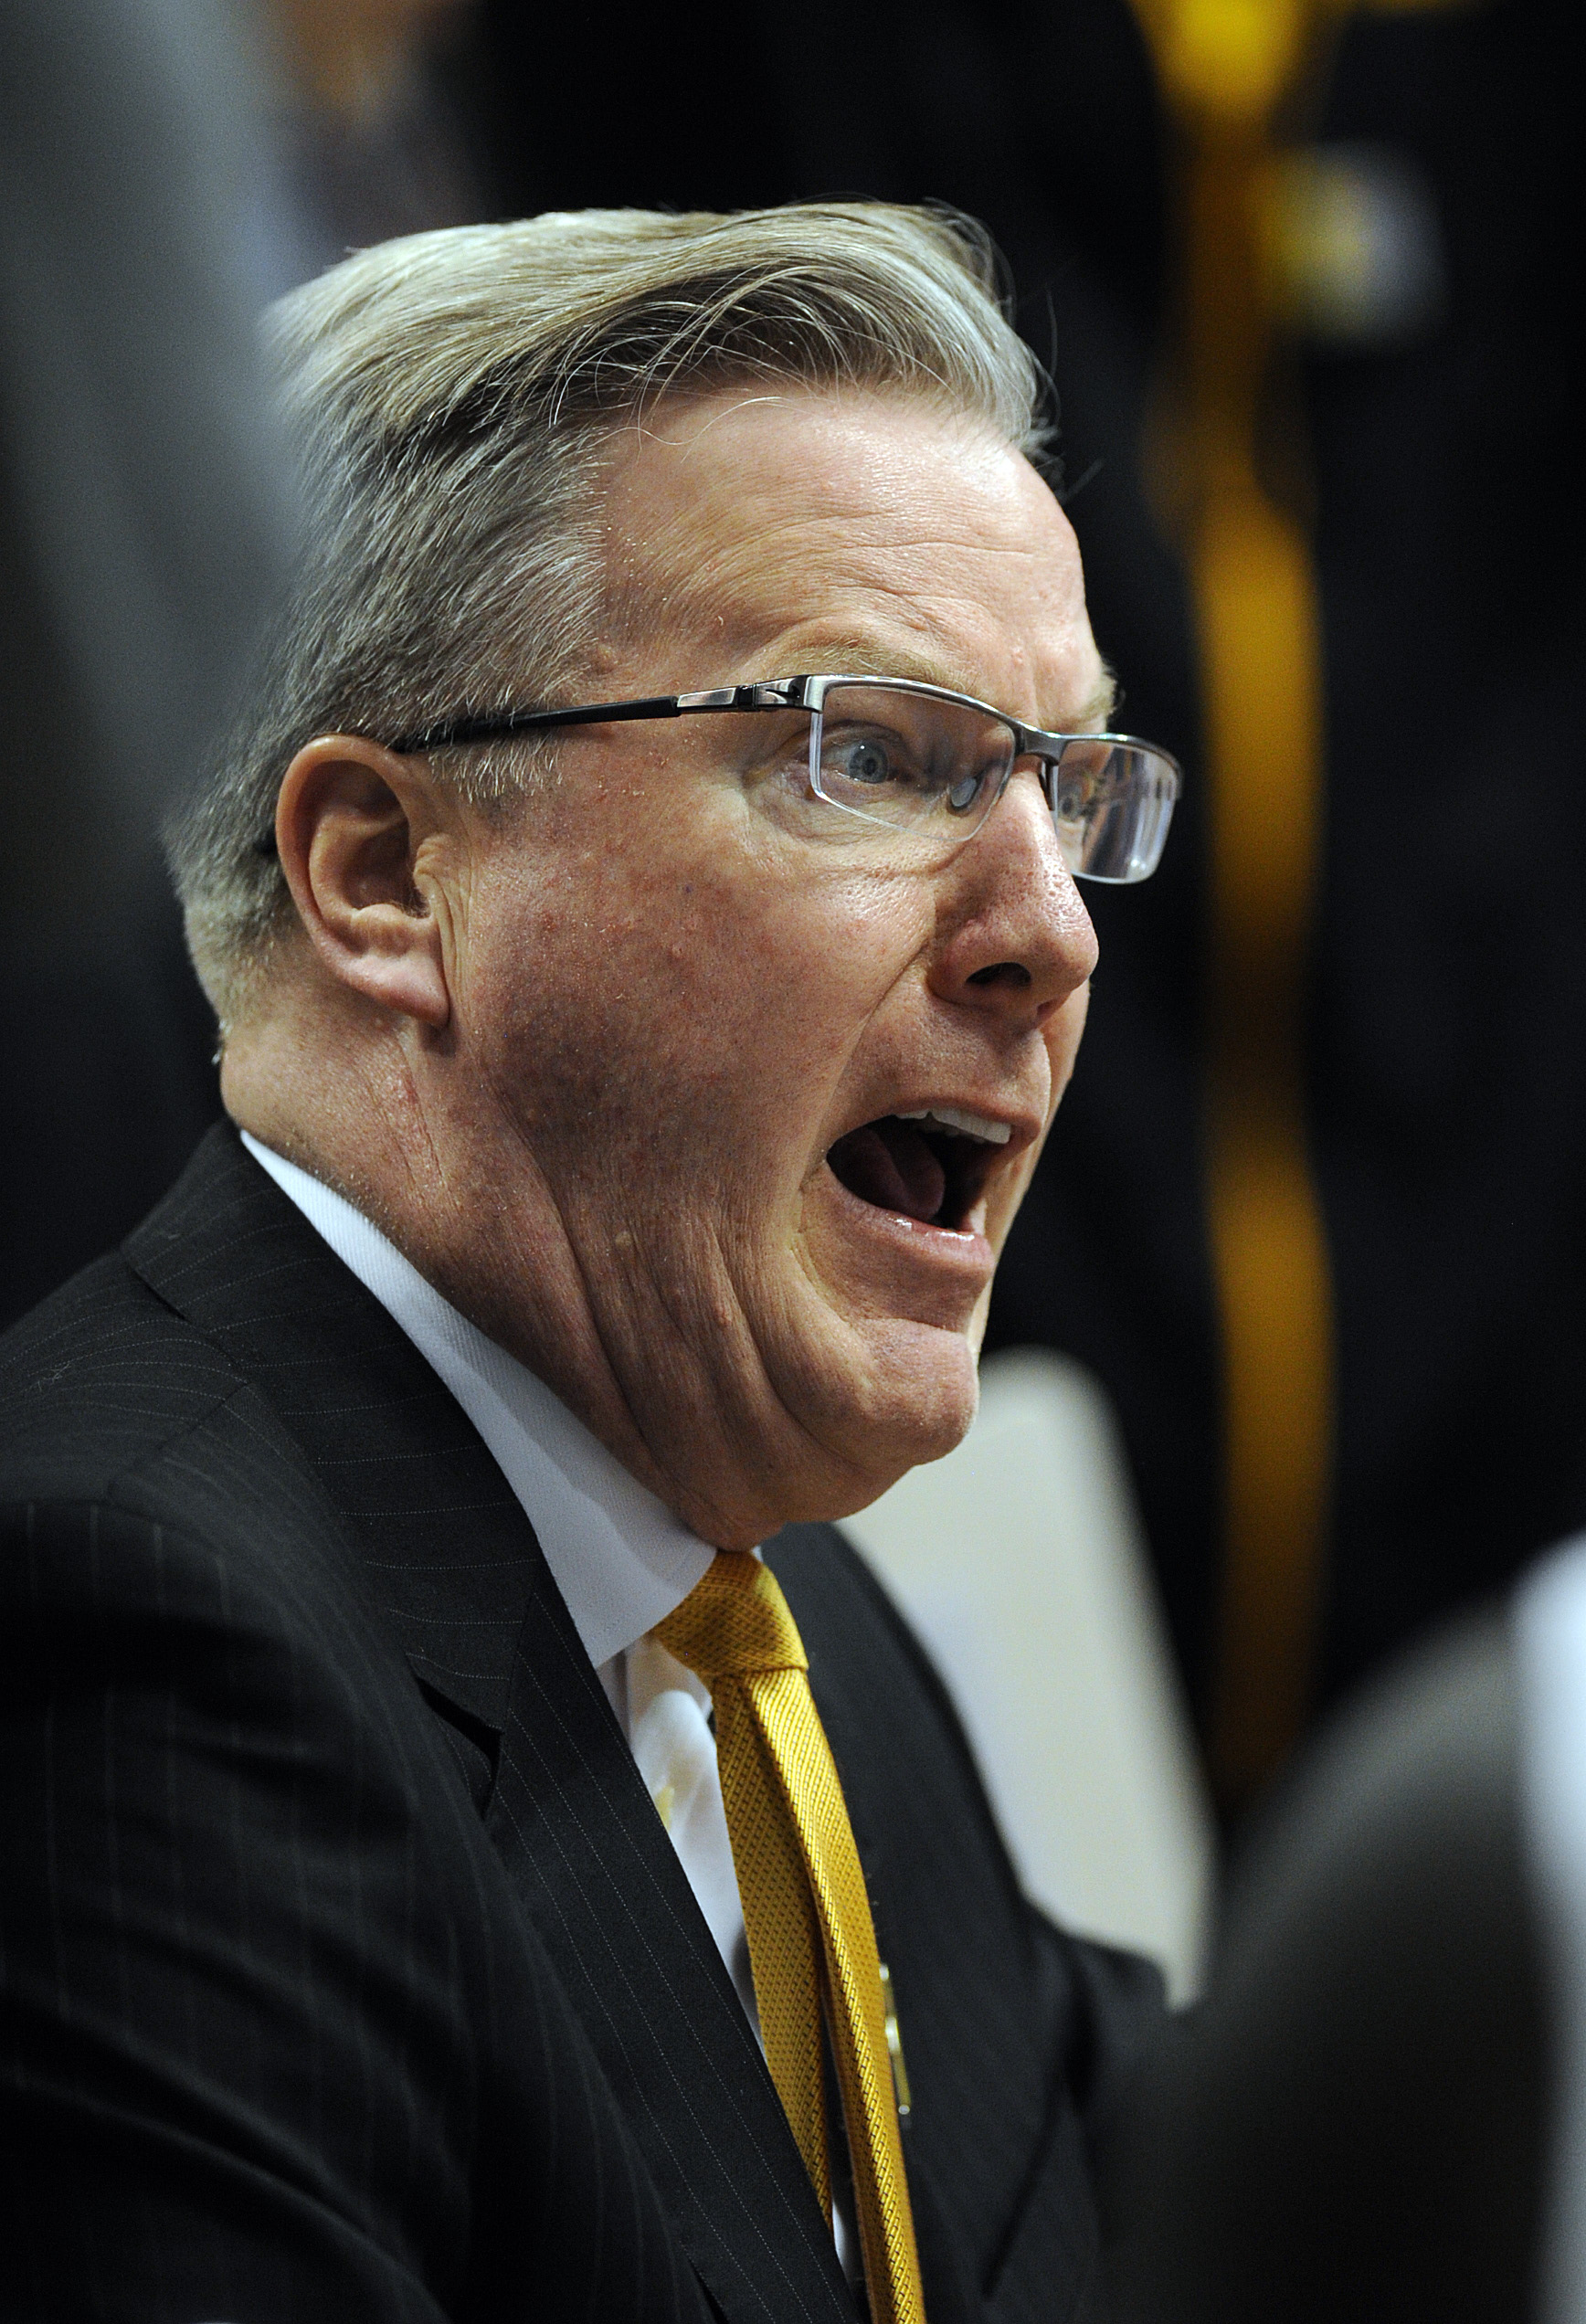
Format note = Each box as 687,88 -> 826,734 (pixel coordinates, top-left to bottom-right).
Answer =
5,0 -> 1582,1807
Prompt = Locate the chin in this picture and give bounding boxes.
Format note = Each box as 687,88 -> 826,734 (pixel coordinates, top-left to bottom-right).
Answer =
798,1315 -> 982,1525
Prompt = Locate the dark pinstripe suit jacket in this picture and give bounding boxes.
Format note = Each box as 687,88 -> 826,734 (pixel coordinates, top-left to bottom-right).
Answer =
0,1127 -> 1162,2324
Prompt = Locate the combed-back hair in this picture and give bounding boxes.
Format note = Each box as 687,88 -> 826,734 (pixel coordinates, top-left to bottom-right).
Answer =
168,202 -> 1051,1026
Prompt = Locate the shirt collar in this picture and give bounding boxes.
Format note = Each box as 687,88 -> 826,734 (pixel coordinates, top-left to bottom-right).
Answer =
240,1132 -> 715,1667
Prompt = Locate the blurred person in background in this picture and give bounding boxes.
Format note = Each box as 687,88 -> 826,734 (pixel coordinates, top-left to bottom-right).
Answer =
0,0 -> 480,1336
0,0 -> 291,1326
1100,1569 -> 1547,2324
1101,1526 -> 1586,2324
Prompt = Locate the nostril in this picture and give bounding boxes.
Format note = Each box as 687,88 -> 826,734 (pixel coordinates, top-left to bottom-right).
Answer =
966,961 -> 1031,989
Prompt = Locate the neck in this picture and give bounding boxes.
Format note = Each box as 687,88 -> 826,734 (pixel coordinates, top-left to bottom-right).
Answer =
222,980 -> 723,1535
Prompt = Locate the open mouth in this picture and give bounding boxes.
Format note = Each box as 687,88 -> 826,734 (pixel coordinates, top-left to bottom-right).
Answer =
825,1105 -> 1011,1231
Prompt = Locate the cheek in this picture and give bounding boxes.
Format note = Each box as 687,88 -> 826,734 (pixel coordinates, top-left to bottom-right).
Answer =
457,842 -> 924,1192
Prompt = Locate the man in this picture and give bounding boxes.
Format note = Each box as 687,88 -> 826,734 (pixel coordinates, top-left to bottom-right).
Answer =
0,204 -> 1178,2321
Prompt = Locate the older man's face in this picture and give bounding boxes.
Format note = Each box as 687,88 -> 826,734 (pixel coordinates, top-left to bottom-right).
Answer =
438,387 -> 1103,1546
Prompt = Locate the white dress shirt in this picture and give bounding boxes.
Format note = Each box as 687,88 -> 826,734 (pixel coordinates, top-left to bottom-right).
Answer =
239,1135 -> 756,2019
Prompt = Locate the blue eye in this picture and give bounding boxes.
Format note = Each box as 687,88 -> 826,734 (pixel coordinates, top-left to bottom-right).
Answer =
836,737 -> 893,787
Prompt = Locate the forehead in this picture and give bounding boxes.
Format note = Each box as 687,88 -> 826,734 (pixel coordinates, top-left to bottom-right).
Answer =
597,386 -> 1105,724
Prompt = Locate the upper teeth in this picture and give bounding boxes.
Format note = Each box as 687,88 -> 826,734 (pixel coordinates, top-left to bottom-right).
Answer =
896,1105 -> 1012,1146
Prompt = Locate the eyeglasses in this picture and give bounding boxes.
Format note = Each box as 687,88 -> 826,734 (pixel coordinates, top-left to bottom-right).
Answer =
389,674 -> 1182,883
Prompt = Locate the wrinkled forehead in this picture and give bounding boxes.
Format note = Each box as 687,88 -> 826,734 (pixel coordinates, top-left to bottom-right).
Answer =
593,385 -> 1102,719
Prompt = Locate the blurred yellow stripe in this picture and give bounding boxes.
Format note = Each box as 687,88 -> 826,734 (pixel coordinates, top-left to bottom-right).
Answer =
1129,0 -> 1468,1802
1130,0 -> 1332,1805
1198,484 -> 1331,1800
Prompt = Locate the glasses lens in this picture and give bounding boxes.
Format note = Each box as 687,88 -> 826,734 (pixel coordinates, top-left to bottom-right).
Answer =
811,684 -> 1017,839
1052,739 -> 1179,883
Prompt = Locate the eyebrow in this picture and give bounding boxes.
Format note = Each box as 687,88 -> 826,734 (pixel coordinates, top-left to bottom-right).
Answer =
773,637 -> 1121,732
1071,665 -> 1120,732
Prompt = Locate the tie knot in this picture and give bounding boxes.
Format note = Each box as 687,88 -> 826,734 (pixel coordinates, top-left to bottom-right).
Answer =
655,1552 -> 809,1685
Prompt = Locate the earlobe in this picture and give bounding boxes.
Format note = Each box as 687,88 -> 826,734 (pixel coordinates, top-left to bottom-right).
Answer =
274,736 -> 454,1029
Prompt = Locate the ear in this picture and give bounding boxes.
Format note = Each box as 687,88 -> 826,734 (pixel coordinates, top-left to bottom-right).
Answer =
274,735 -> 455,1029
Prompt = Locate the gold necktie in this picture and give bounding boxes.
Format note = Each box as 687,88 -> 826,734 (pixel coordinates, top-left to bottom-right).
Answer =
655,1552 -> 925,2324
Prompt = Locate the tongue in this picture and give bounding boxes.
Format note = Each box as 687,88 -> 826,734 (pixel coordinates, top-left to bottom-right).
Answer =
828,1117 -> 947,1223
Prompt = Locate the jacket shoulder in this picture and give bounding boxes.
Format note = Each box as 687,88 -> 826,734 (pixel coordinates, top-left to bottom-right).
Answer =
0,1251 -> 246,1505
0,1238 -> 353,1604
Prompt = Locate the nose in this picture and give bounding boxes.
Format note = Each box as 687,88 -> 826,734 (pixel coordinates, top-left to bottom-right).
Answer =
926,764 -> 1099,1030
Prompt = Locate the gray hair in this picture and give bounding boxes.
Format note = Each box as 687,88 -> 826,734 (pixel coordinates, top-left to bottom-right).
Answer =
169,201 -> 1051,1026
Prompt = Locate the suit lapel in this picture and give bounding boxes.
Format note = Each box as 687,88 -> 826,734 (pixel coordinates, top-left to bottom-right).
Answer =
127,1127 -> 854,2324
125,1123 -> 536,1731
487,1550 -> 856,2324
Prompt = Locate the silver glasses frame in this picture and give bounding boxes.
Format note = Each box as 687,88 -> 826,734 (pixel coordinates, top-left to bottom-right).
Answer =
387,673 -> 1183,882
